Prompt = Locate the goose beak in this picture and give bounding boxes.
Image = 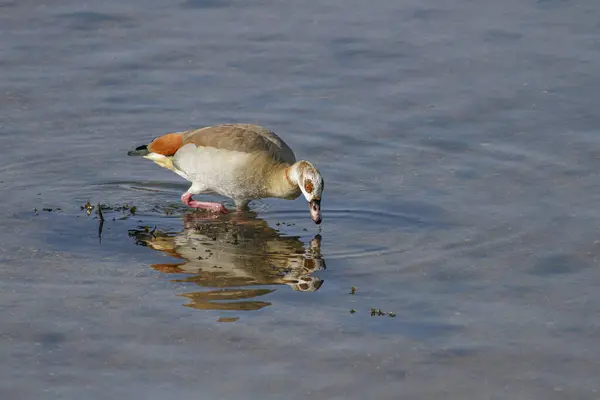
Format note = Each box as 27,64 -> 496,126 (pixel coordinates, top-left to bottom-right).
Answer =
309,199 -> 321,224
127,144 -> 149,156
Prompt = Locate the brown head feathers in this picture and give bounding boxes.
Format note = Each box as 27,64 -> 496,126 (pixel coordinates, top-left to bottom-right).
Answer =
148,133 -> 184,156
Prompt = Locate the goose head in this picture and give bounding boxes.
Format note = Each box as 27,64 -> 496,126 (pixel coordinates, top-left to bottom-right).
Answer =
289,161 -> 324,224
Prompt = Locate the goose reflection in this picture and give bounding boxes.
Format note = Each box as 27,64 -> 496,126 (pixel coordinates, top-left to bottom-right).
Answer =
128,211 -> 325,312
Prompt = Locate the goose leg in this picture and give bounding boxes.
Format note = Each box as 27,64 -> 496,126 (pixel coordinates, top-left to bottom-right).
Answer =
181,193 -> 228,214
234,199 -> 250,212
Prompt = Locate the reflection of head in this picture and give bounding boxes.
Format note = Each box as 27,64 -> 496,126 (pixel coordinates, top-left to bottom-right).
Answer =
275,234 -> 324,292
129,212 -> 326,310
285,275 -> 323,292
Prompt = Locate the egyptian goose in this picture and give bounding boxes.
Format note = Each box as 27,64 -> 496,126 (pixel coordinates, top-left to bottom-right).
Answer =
127,123 -> 324,224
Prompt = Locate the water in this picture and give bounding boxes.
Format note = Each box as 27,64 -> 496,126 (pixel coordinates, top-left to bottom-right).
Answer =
2,0 -> 600,398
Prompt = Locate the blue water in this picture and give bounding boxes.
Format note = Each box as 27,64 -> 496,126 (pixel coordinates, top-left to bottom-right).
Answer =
2,1 -> 600,398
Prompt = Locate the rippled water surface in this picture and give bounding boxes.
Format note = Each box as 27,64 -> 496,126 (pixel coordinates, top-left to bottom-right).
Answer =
2,1 -> 600,399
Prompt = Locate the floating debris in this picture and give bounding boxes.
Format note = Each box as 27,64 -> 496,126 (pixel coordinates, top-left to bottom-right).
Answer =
97,203 -> 105,222
349,286 -> 357,295
370,308 -> 387,317
96,203 -> 105,243
82,201 -> 138,218
35,207 -> 63,213
347,307 -> 397,317
81,201 -> 94,215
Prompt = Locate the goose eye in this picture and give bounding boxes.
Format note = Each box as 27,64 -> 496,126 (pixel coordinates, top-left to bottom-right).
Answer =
304,179 -> 314,194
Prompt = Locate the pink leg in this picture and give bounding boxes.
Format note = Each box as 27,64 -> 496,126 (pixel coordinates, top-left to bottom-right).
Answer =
181,193 -> 228,214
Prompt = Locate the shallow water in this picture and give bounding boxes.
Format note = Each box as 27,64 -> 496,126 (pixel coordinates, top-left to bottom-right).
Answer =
2,0 -> 600,398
